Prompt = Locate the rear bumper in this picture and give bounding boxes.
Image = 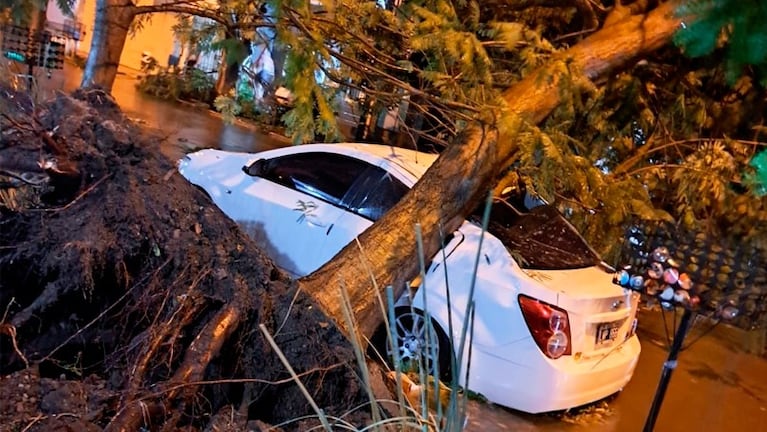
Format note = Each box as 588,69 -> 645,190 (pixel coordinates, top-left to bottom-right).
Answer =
466,335 -> 641,413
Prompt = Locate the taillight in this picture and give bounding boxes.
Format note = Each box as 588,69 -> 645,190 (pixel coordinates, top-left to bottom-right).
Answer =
518,295 -> 572,359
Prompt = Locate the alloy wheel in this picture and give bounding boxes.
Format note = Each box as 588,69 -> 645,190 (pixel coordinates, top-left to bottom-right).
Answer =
389,310 -> 441,376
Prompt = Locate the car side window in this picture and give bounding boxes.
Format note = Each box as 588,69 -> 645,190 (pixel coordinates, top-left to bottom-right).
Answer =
253,152 -> 371,205
342,166 -> 409,221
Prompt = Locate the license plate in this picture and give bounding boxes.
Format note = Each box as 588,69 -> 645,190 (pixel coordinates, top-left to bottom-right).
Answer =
596,321 -> 621,346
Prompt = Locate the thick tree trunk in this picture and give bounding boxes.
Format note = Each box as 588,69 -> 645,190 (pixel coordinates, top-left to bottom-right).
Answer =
29,6 -> 47,32
271,43 -> 287,86
215,58 -> 241,95
301,0 -> 687,339
81,0 -> 136,92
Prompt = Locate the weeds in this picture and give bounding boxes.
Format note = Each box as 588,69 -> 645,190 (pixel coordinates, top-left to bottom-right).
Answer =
257,195 -> 502,431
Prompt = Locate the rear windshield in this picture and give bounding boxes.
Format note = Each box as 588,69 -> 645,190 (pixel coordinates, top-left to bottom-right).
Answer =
471,198 -> 601,270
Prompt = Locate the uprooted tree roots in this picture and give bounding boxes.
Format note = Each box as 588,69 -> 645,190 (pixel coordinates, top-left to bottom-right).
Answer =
0,87 -> 371,431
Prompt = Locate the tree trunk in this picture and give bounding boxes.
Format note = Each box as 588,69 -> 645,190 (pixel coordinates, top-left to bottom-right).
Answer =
271,43 -> 287,86
29,6 -> 47,33
215,58 -> 241,95
301,0 -> 687,339
81,0 -> 136,91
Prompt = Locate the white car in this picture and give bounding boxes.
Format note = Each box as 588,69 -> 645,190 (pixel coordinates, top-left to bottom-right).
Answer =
178,143 -> 641,414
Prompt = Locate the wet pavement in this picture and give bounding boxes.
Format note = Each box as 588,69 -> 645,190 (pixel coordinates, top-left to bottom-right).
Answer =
25,62 -> 767,432
30,62 -> 288,161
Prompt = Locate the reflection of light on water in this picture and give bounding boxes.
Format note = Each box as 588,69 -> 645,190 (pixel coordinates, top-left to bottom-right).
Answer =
218,125 -> 286,153
218,125 -> 258,152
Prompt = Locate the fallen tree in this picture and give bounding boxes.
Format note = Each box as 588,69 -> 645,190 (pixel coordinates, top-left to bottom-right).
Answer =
303,0 -> 687,338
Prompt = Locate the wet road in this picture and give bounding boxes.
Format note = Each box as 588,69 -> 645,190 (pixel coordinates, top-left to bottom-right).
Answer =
32,63 -> 288,161
33,62 -> 767,432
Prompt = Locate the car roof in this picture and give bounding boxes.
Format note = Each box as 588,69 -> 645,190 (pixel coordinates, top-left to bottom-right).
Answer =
278,143 -> 439,181
341,143 -> 438,177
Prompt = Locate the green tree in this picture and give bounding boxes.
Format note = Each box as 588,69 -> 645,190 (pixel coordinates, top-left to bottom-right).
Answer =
80,0 -> 269,91
674,0 -> 767,85
301,0 -> 696,337
263,0 -> 767,336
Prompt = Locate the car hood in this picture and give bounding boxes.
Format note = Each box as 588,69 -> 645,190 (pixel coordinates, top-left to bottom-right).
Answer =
180,148 -> 254,172
179,149 -> 256,186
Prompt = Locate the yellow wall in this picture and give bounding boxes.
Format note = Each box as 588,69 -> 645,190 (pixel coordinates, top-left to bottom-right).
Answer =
75,0 -> 177,73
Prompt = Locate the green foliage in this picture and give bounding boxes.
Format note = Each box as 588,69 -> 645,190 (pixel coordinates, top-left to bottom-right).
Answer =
407,1 -> 494,101
674,0 -> 767,85
482,22 -> 525,51
745,150 -> 767,196
492,29 -> 767,261
136,69 -> 215,104
266,0 -> 571,143
255,0 -> 767,262
212,37 -> 249,66
214,93 -> 242,122
672,140 -> 737,217
280,45 -> 341,143
171,15 -> 220,55
110,0 -> 767,300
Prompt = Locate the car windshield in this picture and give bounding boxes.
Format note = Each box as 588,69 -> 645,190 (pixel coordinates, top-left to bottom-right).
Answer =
471,198 -> 601,270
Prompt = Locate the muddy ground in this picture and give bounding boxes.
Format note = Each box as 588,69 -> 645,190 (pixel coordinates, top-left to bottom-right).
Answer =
0,86 -> 373,431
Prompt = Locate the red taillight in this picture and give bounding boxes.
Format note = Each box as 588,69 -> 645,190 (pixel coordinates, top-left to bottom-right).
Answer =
518,295 -> 572,359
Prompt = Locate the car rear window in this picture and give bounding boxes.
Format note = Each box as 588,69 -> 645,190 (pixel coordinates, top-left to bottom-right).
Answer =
472,199 -> 601,270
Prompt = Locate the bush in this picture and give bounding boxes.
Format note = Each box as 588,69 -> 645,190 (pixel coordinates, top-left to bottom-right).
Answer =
136,68 -> 215,105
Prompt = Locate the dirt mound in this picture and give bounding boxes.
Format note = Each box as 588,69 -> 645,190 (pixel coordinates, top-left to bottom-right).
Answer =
0,366 -> 113,432
0,87 -> 368,430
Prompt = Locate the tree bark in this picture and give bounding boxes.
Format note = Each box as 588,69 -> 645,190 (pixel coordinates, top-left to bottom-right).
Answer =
301,0 -> 687,339
81,0 -> 136,91
215,59 -> 242,95
29,5 -> 47,33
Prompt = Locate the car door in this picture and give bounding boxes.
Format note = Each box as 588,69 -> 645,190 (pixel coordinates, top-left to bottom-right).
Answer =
238,152 -> 371,276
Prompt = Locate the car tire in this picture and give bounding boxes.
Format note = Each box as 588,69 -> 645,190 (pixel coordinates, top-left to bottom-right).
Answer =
370,307 -> 453,382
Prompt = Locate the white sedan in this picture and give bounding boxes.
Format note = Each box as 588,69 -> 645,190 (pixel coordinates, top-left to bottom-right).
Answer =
178,142 -> 641,414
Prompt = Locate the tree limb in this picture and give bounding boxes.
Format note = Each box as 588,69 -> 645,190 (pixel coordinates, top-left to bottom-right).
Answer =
130,0 -> 274,31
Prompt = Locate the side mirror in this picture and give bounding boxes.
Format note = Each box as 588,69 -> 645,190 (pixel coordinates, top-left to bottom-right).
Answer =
243,159 -> 266,176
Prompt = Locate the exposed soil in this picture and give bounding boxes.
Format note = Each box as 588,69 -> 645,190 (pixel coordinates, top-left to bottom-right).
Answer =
0,86 -> 370,431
